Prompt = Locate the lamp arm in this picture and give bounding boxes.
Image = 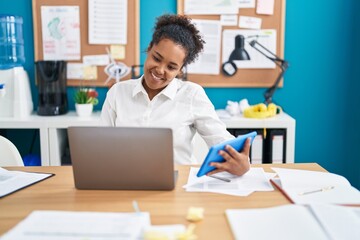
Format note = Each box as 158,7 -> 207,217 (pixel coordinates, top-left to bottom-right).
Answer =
264,61 -> 288,104
249,40 -> 289,104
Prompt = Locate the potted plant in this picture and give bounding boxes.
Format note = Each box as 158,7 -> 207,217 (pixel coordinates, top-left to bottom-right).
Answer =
74,88 -> 98,117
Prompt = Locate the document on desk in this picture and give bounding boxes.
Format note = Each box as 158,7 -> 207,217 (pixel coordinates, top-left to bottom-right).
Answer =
226,204 -> 360,240
0,167 -> 54,198
1,210 -> 151,240
271,168 -> 360,205
183,167 -> 273,196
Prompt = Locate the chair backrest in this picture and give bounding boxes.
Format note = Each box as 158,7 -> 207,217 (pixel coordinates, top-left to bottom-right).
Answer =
0,135 -> 24,166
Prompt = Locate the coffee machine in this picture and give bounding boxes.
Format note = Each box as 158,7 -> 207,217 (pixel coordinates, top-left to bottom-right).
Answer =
0,15 -> 33,118
35,60 -> 68,116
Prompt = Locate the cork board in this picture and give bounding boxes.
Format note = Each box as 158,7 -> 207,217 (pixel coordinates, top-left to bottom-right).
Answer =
32,0 -> 139,87
177,0 -> 286,87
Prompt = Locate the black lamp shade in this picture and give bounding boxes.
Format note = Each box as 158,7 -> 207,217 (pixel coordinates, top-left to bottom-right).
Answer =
229,35 -> 250,61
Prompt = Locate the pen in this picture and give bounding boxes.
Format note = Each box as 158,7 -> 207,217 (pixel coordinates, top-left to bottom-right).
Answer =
298,186 -> 335,195
208,175 -> 231,183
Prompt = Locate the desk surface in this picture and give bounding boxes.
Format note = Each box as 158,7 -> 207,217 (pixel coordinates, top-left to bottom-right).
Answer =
0,163 -> 325,239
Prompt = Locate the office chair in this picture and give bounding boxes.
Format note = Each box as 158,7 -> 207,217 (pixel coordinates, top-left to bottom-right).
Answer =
0,135 -> 24,166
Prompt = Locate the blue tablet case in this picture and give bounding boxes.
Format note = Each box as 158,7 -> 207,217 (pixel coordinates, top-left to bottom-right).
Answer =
197,131 -> 257,177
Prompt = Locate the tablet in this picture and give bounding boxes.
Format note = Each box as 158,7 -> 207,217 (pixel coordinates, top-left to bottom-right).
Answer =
197,131 -> 257,177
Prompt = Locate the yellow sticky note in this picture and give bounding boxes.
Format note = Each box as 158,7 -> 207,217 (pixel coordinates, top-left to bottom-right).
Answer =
110,45 -> 125,59
186,207 -> 204,222
83,66 -> 98,80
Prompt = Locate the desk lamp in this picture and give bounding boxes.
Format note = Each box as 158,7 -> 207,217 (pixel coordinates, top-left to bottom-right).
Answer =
222,35 -> 250,76
249,39 -> 289,104
222,34 -> 289,104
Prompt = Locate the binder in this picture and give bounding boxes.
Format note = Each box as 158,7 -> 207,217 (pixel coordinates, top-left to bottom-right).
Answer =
263,129 -> 286,163
251,134 -> 263,164
234,129 -> 264,164
272,135 -> 283,164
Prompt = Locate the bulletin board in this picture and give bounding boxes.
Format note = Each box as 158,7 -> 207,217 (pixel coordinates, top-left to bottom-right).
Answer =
177,0 -> 286,87
32,0 -> 139,87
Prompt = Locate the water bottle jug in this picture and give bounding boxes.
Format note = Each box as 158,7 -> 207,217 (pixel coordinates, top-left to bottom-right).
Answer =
0,15 -> 25,69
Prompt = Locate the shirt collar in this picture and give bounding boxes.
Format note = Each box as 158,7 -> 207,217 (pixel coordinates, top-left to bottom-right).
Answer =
132,75 -> 179,100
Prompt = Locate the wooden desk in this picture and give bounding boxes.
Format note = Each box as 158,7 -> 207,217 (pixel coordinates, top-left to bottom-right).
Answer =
0,163 -> 325,239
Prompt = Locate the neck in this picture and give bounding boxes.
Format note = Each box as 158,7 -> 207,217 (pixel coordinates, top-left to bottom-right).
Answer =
142,80 -> 162,100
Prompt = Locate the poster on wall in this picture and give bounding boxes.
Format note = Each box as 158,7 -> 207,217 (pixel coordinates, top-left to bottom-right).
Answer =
41,6 -> 81,60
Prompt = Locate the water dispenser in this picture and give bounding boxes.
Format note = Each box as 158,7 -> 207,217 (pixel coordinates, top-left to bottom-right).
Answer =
0,15 -> 33,118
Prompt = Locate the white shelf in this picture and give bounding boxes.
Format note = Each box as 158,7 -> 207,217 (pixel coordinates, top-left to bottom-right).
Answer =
0,111 -> 295,166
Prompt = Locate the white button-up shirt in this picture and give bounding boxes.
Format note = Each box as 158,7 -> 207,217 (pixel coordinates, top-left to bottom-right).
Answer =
101,76 -> 234,165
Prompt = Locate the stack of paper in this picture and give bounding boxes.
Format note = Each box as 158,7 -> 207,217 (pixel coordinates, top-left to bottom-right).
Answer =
226,204 -> 360,240
1,210 -> 151,240
271,168 -> 360,205
183,167 -> 273,196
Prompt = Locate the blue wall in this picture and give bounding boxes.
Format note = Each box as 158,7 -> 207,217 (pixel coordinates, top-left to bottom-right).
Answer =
346,0 -> 360,188
1,0 -> 359,188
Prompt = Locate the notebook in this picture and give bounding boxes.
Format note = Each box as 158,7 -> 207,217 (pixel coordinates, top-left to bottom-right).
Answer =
68,127 -> 175,190
226,204 -> 360,240
271,167 -> 360,205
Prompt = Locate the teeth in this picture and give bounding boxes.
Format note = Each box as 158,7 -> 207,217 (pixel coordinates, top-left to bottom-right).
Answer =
151,72 -> 162,80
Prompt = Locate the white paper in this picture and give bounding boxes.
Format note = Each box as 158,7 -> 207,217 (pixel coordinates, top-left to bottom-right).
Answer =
227,204 -> 360,240
226,205 -> 329,240
89,0 -> 127,44
1,210 -> 151,240
41,6 -> 81,60
272,168 -> 360,205
187,20 -> 222,75
67,63 -> 84,79
83,54 -> 110,66
257,0 -> 275,15
222,29 -> 277,69
183,167 -> 273,196
309,204 -> 360,240
0,167 -> 52,198
220,15 -> 238,26
239,16 -> 262,29
237,0 -> 255,8
184,0 -> 238,15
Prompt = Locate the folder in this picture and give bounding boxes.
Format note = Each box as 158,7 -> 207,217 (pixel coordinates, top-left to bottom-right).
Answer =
271,167 -> 360,205
234,129 -> 264,164
271,135 -> 283,163
263,129 -> 286,163
250,132 -> 263,164
226,204 -> 360,240
0,167 -> 54,198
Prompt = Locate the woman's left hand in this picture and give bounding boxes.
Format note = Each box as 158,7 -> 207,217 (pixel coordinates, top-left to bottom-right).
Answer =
207,138 -> 251,176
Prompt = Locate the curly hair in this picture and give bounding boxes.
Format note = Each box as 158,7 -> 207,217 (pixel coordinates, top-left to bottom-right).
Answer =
148,14 -> 205,67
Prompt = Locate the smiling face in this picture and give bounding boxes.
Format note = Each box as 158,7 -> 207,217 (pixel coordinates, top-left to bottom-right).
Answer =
143,38 -> 187,99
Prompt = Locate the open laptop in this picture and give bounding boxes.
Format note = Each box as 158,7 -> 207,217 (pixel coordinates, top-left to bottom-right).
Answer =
68,127 -> 175,190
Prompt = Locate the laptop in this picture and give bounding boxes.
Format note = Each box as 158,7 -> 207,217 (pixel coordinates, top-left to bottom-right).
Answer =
68,126 -> 175,190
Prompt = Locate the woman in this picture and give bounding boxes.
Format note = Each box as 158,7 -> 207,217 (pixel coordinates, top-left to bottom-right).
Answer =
101,14 -> 250,176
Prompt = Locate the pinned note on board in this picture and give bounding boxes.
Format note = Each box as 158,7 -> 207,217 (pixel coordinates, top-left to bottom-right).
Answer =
83,65 -> 98,80
256,0 -> 275,15
239,16 -> 262,29
110,45 -> 126,59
